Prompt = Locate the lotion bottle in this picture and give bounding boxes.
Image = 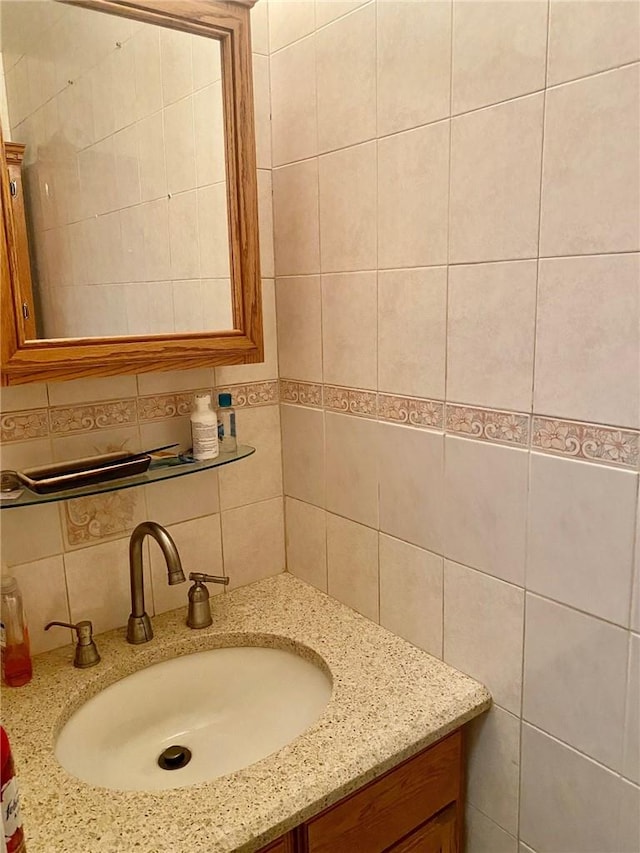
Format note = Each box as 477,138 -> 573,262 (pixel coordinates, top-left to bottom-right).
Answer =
190,393 -> 219,460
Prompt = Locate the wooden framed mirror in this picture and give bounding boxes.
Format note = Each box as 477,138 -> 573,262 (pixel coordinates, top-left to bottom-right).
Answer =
0,0 -> 262,386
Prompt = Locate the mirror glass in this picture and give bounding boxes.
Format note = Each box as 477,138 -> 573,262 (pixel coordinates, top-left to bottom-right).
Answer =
1,0 -> 234,339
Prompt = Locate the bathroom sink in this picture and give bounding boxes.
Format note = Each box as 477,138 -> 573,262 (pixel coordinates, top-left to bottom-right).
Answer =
55,644 -> 332,791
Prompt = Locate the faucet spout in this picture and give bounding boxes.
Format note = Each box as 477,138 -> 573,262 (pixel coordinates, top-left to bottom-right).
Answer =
127,521 -> 186,644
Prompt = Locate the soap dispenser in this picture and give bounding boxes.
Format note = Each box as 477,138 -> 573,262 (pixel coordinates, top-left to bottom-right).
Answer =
186,572 -> 229,629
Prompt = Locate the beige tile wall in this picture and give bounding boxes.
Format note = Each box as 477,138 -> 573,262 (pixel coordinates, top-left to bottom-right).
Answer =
272,1 -> 640,850
0,370 -> 284,653
1,2 -> 639,849
0,1 -> 284,656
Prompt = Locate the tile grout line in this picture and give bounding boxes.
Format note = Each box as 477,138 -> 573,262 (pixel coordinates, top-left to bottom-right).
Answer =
268,58 -> 640,169
374,0 -> 381,626
272,247 -> 640,275
518,1 -> 552,839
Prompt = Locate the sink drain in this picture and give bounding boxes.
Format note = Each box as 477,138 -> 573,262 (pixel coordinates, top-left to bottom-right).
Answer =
157,745 -> 192,770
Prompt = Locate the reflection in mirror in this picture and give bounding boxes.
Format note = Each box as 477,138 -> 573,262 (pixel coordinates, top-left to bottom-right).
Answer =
1,0 -> 234,339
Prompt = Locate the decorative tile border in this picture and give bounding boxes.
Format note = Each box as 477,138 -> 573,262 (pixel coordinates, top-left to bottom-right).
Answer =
278,379 -> 640,470
2,379 -> 639,472
446,404 -> 530,448
137,391 -> 203,422
324,385 -> 377,418
532,417 -> 639,470
1,409 -> 49,442
64,491 -> 140,546
217,380 -> 279,408
379,394 -> 444,430
49,401 -> 138,435
1,381 -> 280,441
135,381 -> 280,422
279,380 -> 322,408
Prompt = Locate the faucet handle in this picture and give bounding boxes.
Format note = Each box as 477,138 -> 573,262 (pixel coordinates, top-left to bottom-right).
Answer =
188,572 -> 229,586
186,573 -> 229,629
45,619 -> 101,669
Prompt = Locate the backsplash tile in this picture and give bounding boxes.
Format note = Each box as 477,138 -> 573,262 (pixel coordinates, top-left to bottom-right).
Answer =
49,400 -> 138,434
532,416 -> 639,470
278,380 -> 639,468
547,0 -> 640,85
64,536 -> 151,636
279,380 -> 323,409
284,497 -> 327,592
1,409 -> 49,442
218,405 -> 283,511
11,555 -> 70,654
378,394 -> 444,430
443,437 -> 528,586
325,412 -> 378,528
0,384 -> 48,413
520,723 -> 627,853
323,385 -> 377,418
446,405 -> 530,448
379,533 -> 443,658
451,0 -> 548,115
62,490 -> 145,548
327,512 -> 379,623
444,560 -> 524,716
221,497 -> 285,590
527,453 -> 638,626
137,392 -> 203,422
215,380 -> 279,408
378,423 -> 443,553
523,594 -> 628,771
466,707 -> 521,835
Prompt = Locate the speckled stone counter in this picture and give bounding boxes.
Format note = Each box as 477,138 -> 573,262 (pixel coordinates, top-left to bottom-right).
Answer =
1,573 -> 491,853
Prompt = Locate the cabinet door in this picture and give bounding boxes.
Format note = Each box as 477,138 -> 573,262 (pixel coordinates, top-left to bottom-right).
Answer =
306,731 -> 461,853
387,804 -> 457,853
257,832 -> 296,853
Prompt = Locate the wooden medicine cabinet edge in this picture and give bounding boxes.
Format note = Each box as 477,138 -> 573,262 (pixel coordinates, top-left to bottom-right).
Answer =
0,0 -> 263,386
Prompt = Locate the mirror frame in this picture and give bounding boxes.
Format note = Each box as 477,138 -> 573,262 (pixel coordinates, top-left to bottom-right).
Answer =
0,0 -> 262,386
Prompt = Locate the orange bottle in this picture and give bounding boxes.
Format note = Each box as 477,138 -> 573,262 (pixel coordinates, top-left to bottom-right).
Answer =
0,577 -> 32,688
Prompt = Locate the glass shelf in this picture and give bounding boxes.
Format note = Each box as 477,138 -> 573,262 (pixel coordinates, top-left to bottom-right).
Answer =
0,445 -> 255,509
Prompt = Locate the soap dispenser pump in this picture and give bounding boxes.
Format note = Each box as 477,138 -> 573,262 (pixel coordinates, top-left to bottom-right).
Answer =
186,572 -> 229,629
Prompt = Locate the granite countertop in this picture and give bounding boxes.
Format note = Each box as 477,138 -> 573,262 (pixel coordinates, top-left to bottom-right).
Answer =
2,573 -> 491,853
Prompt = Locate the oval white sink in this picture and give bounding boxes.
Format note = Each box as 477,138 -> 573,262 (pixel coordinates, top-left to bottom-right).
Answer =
55,645 -> 332,791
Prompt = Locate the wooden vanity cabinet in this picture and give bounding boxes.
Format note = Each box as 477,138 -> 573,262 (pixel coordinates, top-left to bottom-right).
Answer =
259,837 -> 296,853
258,730 -> 463,853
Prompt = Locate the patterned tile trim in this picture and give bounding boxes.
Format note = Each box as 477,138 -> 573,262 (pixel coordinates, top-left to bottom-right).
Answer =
137,392 -> 202,422
379,394 -> 444,430
532,417 -> 639,470
217,380 -> 279,408
324,385 -> 378,418
279,380 -> 322,408
49,401 -> 138,435
278,379 -> 640,469
446,404 -> 530,448
137,381 -> 279,421
0,409 -> 49,442
63,491 -> 140,546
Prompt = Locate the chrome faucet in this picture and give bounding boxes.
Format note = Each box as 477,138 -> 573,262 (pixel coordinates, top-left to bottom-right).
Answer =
127,521 -> 186,644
